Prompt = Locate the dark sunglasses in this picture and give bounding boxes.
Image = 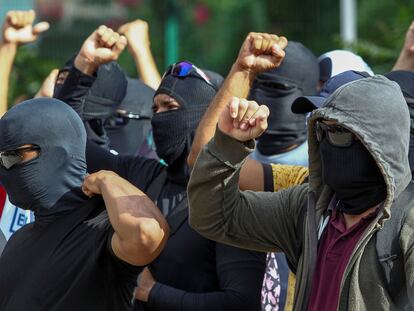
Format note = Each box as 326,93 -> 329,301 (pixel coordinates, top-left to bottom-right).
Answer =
104,110 -> 152,129
163,61 -> 217,90
0,146 -> 40,169
316,121 -> 356,147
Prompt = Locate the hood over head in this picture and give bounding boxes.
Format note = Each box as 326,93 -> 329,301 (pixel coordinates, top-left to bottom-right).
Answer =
0,98 -> 88,218
152,67 -> 223,184
106,78 -> 155,156
307,75 -> 411,223
83,62 -> 128,148
249,41 -> 319,155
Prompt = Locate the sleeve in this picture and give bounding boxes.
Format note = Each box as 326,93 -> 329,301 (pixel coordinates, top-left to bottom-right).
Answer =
146,244 -> 265,311
263,163 -> 274,192
93,211 -> 143,283
270,163 -> 310,192
188,127 -> 308,258
106,228 -> 144,281
54,66 -> 95,118
401,207 -> 414,306
86,140 -> 164,192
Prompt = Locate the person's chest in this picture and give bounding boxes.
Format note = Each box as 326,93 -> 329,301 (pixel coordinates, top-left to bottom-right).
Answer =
150,220 -> 219,292
0,207 -> 110,309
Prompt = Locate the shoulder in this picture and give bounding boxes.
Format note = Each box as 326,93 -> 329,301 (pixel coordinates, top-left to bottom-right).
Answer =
117,155 -> 165,190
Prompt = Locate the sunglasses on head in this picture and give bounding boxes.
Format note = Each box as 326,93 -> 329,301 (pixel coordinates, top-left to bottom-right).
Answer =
163,61 -> 217,90
316,121 -> 356,147
0,146 -> 40,169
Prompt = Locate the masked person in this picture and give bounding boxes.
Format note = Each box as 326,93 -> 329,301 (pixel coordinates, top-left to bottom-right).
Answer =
247,41 -> 318,310
188,75 -> 414,311
384,70 -> 414,180
249,41 -> 318,167
56,57 -> 128,150
0,97 -> 168,311
317,50 -> 373,90
105,78 -> 157,158
58,53 -> 267,310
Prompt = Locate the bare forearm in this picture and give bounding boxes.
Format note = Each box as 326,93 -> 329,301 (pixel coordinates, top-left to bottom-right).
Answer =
130,47 -> 161,90
98,174 -> 167,241
0,42 -> 17,116
188,64 -> 254,167
393,50 -> 414,71
96,173 -> 168,265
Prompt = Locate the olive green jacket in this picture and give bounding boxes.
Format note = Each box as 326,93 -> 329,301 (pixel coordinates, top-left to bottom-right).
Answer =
188,76 -> 414,310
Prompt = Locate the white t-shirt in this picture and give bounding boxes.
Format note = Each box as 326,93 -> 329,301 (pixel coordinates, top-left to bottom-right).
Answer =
0,196 -> 33,240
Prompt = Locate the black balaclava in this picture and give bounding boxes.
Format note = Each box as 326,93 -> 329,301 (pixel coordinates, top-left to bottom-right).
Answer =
249,41 -> 319,155
106,78 -> 155,156
320,137 -> 387,215
152,69 -> 223,185
0,98 -> 87,218
83,62 -> 128,148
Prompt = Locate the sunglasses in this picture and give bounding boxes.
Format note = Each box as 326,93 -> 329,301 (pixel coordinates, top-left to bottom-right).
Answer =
163,61 -> 217,90
0,146 -> 40,169
104,110 -> 152,129
316,121 -> 356,147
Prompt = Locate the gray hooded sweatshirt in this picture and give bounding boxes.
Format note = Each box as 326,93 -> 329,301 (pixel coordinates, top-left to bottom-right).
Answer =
187,75 -> 414,311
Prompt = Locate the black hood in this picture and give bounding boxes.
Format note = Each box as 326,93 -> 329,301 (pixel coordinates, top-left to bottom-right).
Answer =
152,69 -> 223,184
106,78 -> 155,156
83,62 -> 128,148
0,98 -> 88,218
249,41 -> 319,154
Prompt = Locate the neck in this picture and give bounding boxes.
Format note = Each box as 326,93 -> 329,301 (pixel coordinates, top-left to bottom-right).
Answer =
343,202 -> 381,229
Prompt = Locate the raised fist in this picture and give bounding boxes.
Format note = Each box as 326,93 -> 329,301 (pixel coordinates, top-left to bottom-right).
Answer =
75,25 -> 127,75
2,10 -> 49,45
118,19 -> 150,52
235,32 -> 288,74
218,97 -> 269,142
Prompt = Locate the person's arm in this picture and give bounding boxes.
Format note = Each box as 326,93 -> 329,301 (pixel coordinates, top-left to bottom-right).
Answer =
0,42 -> 16,116
82,170 -> 169,266
118,19 -> 161,90
35,68 -> 59,98
393,21 -> 414,71
188,98 -> 308,254
0,10 -> 49,116
187,32 -> 287,191
135,244 -> 265,310
56,25 -> 127,116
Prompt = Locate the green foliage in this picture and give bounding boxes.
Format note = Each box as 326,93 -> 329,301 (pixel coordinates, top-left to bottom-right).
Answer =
356,0 -> 414,73
6,0 -> 414,104
8,45 -> 59,105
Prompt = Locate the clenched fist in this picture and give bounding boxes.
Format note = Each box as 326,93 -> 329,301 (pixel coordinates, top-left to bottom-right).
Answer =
75,25 -> 127,75
1,10 -> 49,45
218,97 -> 269,142
235,32 -> 288,74
118,19 -> 150,53
82,170 -> 119,197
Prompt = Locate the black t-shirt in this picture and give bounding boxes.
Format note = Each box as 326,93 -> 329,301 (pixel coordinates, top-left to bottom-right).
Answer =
87,141 -> 187,216
87,143 -> 266,311
0,197 -> 142,311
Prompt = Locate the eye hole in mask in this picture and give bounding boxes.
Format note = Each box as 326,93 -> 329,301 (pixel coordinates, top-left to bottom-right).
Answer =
0,145 -> 41,169
257,81 -> 297,91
